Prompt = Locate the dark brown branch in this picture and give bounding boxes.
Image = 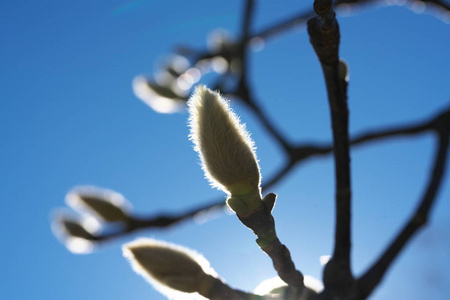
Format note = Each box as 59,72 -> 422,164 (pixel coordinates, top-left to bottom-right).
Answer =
234,86 -> 294,154
253,0 -> 450,43
234,0 -> 294,155
83,107 -> 448,245
209,3 -> 305,288
237,193 -> 305,289
419,0 -> 450,12
255,10 -> 316,41
239,0 -> 255,82
356,128 -> 449,299
308,1 -> 355,296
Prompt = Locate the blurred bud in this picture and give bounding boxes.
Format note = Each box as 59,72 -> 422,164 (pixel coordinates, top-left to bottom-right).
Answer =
66,186 -> 131,223
133,76 -> 186,114
188,85 -> 262,215
206,29 -> 240,76
211,56 -> 229,74
58,217 -> 95,240
207,29 -> 234,54
338,59 -> 349,82
123,238 -> 214,299
165,54 -> 191,75
51,213 -> 97,254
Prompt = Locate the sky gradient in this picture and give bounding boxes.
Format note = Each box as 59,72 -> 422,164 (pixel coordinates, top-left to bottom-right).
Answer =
1,1 -> 449,299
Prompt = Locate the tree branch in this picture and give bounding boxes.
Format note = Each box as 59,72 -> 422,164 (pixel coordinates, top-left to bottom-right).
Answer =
234,0 -> 294,155
75,107 -> 448,246
356,127 -> 449,299
253,0 -> 450,43
234,86 -> 294,154
307,1 -> 355,295
236,193 -> 305,290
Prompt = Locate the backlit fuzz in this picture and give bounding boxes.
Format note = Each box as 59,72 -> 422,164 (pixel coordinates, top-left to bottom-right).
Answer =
123,238 -> 216,300
188,85 -> 262,214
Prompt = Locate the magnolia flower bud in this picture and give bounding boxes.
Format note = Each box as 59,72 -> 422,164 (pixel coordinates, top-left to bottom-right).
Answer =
66,186 -> 131,223
123,238 -> 215,299
51,214 -> 97,254
188,85 -> 262,215
133,76 -> 186,114
58,217 -> 96,240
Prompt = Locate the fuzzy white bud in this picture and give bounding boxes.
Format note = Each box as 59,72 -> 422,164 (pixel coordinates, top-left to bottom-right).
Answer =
51,214 -> 96,254
66,186 -> 131,222
123,238 -> 215,300
188,85 -> 262,214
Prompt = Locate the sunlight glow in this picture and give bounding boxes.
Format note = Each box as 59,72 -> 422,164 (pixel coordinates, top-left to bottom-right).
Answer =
410,1 -> 426,14
66,237 -> 95,254
254,276 -> 286,295
207,29 -> 232,53
254,275 -> 324,295
304,276 -> 324,293
133,76 -> 185,113
211,56 -> 228,74
51,211 -> 97,254
320,255 -> 331,266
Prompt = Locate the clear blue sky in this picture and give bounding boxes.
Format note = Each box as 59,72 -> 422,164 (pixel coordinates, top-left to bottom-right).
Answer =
1,1 -> 449,299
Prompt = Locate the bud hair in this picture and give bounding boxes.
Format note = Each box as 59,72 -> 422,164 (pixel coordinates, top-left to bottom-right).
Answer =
123,238 -> 215,300
188,85 -> 261,197
66,186 -> 131,222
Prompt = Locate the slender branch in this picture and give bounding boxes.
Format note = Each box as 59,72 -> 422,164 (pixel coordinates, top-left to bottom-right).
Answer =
234,87 -> 294,154
87,152 -> 297,243
307,1 -> 355,295
81,107 -> 448,244
240,0 -> 255,82
253,0 -> 450,42
237,193 -> 305,289
234,0 -> 294,155
213,3 -> 306,288
255,10 -> 316,41
356,128 -> 449,299
295,106 -> 450,159
419,0 -> 450,12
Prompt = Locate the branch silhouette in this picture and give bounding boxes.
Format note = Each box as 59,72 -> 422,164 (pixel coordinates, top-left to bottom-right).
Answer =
52,0 -> 450,299
76,107 -> 449,246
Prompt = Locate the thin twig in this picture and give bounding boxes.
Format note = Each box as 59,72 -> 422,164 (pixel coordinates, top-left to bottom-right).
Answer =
207,0 -> 307,291
235,88 -> 294,154
86,107 -> 448,244
356,127 -> 449,299
234,0 -> 294,154
253,0 -> 450,43
237,193 -> 305,289
240,0 -> 255,82
307,0 -> 355,295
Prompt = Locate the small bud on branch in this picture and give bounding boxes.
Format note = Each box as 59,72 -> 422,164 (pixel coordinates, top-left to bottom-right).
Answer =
66,186 -> 131,223
188,85 -> 263,215
123,238 -> 216,299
